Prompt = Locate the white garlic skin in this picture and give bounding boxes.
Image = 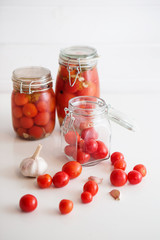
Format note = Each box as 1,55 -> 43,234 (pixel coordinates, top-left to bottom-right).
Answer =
20,157 -> 48,177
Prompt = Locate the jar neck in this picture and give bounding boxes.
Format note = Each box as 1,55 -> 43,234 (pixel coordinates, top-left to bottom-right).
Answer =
68,96 -> 107,117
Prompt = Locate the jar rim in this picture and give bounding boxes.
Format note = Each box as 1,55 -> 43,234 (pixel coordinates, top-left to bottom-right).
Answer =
68,96 -> 106,116
59,46 -> 98,68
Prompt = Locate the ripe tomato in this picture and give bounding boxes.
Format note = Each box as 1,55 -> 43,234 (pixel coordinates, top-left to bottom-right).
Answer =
84,139 -> 98,154
36,101 -> 48,112
28,125 -> 44,139
62,161 -> 82,179
83,180 -> 98,196
19,194 -> 38,212
92,141 -> 108,160
44,120 -> 55,133
64,145 -> 76,157
73,149 -> 90,164
111,152 -> 124,165
128,170 -> 142,184
64,130 -> 80,145
52,171 -> 69,188
13,116 -> 21,129
15,93 -> 28,106
23,103 -> 38,118
13,106 -> 23,118
114,159 -> 127,171
59,199 -> 73,214
34,112 -> 50,126
110,169 -> 127,187
78,139 -> 85,150
20,117 -> 34,129
17,127 -> 27,137
81,191 -> 93,203
37,174 -> 52,188
81,127 -> 98,141
133,164 -> 147,177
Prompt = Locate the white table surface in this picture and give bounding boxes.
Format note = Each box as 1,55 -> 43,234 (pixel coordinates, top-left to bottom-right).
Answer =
0,92 -> 160,240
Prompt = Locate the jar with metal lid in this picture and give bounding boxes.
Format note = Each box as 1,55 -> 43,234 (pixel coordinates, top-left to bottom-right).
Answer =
61,96 -> 135,166
11,66 -> 56,140
55,46 -> 100,126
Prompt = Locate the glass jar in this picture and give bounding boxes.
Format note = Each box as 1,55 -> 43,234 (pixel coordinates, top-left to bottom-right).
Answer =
61,96 -> 135,166
11,66 -> 56,140
55,46 -> 100,125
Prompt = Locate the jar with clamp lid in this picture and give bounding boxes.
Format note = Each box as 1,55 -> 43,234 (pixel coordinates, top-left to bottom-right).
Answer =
55,46 -> 100,126
61,96 -> 135,166
11,66 -> 56,140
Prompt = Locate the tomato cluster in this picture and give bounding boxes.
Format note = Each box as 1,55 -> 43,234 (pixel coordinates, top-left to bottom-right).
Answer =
64,128 -> 108,164
81,180 -> 99,203
110,152 -> 147,187
55,65 -> 100,125
11,89 -> 55,140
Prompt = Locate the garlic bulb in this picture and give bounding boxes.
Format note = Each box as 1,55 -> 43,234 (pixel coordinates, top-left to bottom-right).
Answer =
19,144 -> 48,177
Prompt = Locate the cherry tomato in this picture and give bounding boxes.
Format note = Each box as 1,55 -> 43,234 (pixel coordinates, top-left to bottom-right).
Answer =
44,120 -> 55,133
83,180 -> 98,196
64,130 -> 80,145
81,127 -> 98,140
23,103 -> 38,118
47,97 -> 55,113
128,170 -> 142,184
110,169 -> 127,187
114,159 -> 127,171
17,127 -> 27,137
20,117 -> 34,129
59,199 -> 73,214
52,171 -> 69,188
28,126 -> 44,139
15,93 -> 28,106
34,112 -> 50,126
92,141 -> 108,160
37,174 -> 52,188
13,106 -> 23,118
13,116 -> 21,129
62,161 -> 82,179
73,149 -> 90,164
111,152 -> 124,165
133,164 -> 147,177
78,139 -> 85,150
84,139 -> 98,154
81,191 -> 93,203
39,92 -> 51,102
64,145 -> 76,157
36,101 -> 48,112
19,194 -> 38,212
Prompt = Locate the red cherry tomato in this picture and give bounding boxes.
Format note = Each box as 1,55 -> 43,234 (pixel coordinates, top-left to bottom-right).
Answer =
34,112 -> 50,126
81,127 -> 98,141
83,180 -> 98,196
133,164 -> 147,177
110,169 -> 127,187
128,170 -> 142,184
114,159 -> 127,171
64,145 -> 76,157
73,149 -> 90,164
17,127 -> 27,137
59,199 -> 73,214
44,119 -> 55,133
111,152 -> 124,165
13,106 -> 23,118
84,139 -> 98,154
81,191 -> 93,203
15,93 -> 28,106
23,103 -> 38,118
37,174 -> 52,188
62,161 -> 82,179
78,139 -> 85,150
28,126 -> 44,139
64,131 -> 80,145
52,171 -> 69,188
92,141 -> 108,160
36,101 -> 48,112
20,117 -> 34,129
19,194 -> 38,212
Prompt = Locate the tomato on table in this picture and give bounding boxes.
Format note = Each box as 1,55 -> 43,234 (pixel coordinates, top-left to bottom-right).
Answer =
19,194 -> 38,212
37,174 -> 52,188
52,171 -> 69,188
23,103 -> 38,118
114,159 -> 127,171
81,191 -> 93,203
62,161 -> 82,179
83,180 -> 98,196
133,164 -> 147,177
91,141 -> 108,160
110,169 -> 127,187
59,199 -> 73,214
111,152 -> 124,165
73,149 -> 90,164
128,170 -> 142,184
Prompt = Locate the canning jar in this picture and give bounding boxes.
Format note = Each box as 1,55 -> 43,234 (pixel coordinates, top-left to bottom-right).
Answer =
61,96 -> 135,166
56,46 -> 100,125
11,66 -> 56,140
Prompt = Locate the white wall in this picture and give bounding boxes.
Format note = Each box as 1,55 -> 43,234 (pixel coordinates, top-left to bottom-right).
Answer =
0,0 -> 160,93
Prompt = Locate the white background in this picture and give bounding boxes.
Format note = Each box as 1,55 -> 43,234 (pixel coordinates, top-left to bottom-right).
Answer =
0,0 -> 160,93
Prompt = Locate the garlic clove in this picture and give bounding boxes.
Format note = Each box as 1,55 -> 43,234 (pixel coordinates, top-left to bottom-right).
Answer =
88,176 -> 103,184
19,144 -> 48,178
109,189 -> 120,200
